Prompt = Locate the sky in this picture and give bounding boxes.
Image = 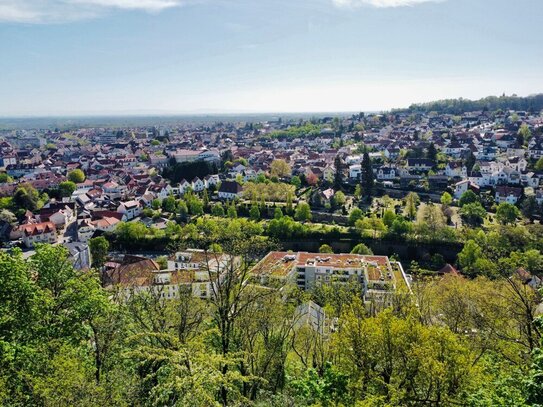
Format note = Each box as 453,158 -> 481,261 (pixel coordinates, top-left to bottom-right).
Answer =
0,0 -> 542,116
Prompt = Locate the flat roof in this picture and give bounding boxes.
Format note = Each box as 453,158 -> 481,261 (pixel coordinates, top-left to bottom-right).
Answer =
251,251 -> 391,278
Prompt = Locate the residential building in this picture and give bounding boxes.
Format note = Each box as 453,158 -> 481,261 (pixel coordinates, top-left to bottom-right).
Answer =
117,200 -> 142,220
19,222 -> 57,248
250,251 -> 410,307
218,181 -> 243,200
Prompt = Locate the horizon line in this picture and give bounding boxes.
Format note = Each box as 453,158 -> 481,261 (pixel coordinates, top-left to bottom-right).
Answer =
0,110 -> 383,120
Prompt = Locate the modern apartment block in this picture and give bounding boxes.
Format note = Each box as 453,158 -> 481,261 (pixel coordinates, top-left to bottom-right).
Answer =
251,251 -> 411,306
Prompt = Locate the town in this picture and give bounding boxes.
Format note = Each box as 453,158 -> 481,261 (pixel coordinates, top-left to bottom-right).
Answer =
2,95 -> 543,406
3,0 -> 543,403
1,101 -> 543,253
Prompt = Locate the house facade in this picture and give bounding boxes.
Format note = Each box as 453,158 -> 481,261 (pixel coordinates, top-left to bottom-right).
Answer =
218,181 -> 243,200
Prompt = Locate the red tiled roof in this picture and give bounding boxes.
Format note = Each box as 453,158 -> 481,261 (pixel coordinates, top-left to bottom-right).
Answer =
20,222 -> 56,236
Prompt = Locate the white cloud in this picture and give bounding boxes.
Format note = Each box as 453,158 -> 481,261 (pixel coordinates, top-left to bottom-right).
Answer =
0,0 -> 183,23
332,0 -> 443,8
71,0 -> 182,12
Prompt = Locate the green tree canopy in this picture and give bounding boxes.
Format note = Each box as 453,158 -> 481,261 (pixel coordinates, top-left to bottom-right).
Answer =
89,236 -> 109,270
440,192 -> 453,206
67,169 -> 85,183
294,202 -> 312,222
348,208 -> 364,225
496,202 -> 520,225
459,202 -> 487,227
319,244 -> 334,253
13,183 -> 41,211
459,190 -> 478,207
350,243 -> 373,255
58,181 -> 76,198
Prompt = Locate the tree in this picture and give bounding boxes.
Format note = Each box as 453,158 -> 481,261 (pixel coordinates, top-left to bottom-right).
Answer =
354,184 -> 362,200
440,192 -> 453,207
382,209 -> 396,227
202,189 -> 209,209
535,157 -> 543,171
227,203 -> 237,219
465,152 -> 477,173
459,190 -> 478,207
416,204 -> 446,240
459,202 -> 487,227
290,362 -> 350,406
348,208 -> 364,225
356,215 -> 386,238
196,235 -> 279,405
458,239 -> 482,273
234,157 -> 248,167
291,175 -> 301,189
161,195 -> 176,213
404,192 -> 420,220
522,196 -> 538,222
286,191 -> 294,215
381,195 -> 393,209
0,209 -> 16,225
527,335 -> 543,406
89,237 -> 109,270
496,202 -> 520,225
163,160 -> 218,184
58,181 -> 77,198
242,181 -> 294,203
0,245 -> 113,404
0,173 -> 12,183
13,183 -> 41,211
249,205 -> 260,221
270,159 -> 291,178
518,123 -> 532,145
177,200 -> 188,219
332,191 -> 346,208
522,249 -> 543,274
67,169 -> 85,183
339,307 -> 476,405
360,151 -> 374,199
212,203 -> 225,217
187,195 -> 204,215
319,244 -> 333,253
273,207 -> 283,220
306,171 -> 319,186
389,217 -> 413,238
221,149 -> 234,170
350,243 -> 373,255
295,202 -> 312,221
164,221 -> 182,237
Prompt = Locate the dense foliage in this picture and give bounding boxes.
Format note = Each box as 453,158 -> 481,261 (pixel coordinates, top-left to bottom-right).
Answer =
399,94 -> 543,115
1,242 -> 542,406
267,123 -> 322,139
162,160 -> 219,184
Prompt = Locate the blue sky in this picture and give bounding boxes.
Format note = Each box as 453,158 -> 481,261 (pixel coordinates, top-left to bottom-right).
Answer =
0,0 -> 542,116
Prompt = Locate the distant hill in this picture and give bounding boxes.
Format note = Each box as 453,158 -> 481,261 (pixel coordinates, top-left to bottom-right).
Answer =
396,93 -> 543,115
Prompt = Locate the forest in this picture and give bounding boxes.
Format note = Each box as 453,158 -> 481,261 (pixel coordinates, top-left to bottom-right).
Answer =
2,226 -> 543,406
399,94 -> 543,115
